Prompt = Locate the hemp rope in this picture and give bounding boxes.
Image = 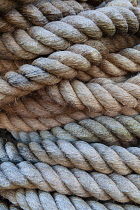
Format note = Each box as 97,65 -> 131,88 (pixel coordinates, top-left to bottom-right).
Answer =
9,114 -> 140,146
3,72 -> 140,116
0,0 -> 37,13
0,199 -> 21,210
0,161 -> 140,203
0,0 -> 90,33
2,137 -> 140,174
1,189 -> 140,210
0,34 -> 139,74
0,60 -> 32,75
1,6 -> 140,60
1,45 -> 140,110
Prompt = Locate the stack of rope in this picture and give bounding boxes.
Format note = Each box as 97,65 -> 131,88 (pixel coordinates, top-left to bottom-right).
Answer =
1,0 -> 140,209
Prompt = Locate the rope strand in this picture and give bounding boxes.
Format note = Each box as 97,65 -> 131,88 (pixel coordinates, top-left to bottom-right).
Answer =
1,6 -> 140,59
1,137 -> 140,174
1,189 -> 140,210
0,161 -> 140,203
0,0 -> 90,33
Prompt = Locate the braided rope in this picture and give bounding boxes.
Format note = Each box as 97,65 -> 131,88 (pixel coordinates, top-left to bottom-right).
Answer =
2,136 -> 140,174
1,6 -> 140,60
1,189 -> 140,210
0,161 -> 140,203
0,0 -> 89,33
10,114 -> 140,146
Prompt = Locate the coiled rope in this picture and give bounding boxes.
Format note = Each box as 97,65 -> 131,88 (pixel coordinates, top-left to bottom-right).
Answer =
1,6 -> 140,60
1,189 -> 140,210
0,0 -> 90,33
0,161 -> 140,203
2,137 -> 140,174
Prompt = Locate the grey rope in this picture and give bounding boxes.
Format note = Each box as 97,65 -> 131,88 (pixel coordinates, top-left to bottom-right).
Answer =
0,164 -> 140,203
1,137 -> 140,175
10,115 -> 140,147
1,189 -> 140,210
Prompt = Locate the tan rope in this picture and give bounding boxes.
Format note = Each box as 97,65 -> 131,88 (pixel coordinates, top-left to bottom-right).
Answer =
0,199 -> 21,210
9,114 -> 140,146
2,136 -> 140,174
0,0 -> 37,13
1,189 -> 140,210
1,6 -> 140,60
0,0 -> 89,33
0,161 -> 140,203
1,45 -> 140,110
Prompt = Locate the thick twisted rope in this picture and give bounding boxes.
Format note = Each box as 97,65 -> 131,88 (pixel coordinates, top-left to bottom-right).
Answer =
1,189 -> 140,210
2,137 -> 140,174
0,0 -> 37,13
1,6 -> 140,60
1,47 -> 140,110
0,199 -> 21,210
0,60 -> 32,75
0,161 -> 140,203
10,114 -> 140,146
0,0 -> 89,33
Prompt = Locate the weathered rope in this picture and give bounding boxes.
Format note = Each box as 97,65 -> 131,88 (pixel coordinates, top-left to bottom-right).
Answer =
0,161 -> 140,203
3,74 -> 140,115
0,0 -> 90,33
0,199 -> 21,210
10,114 -> 140,146
1,50 -> 140,110
1,6 -> 140,60
2,137 -> 140,174
1,189 -> 140,210
0,60 -> 32,75
0,0 -> 37,13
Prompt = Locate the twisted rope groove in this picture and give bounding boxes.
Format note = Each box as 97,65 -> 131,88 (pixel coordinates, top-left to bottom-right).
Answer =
0,0 -> 37,13
1,48 -> 140,110
10,114 -> 140,146
1,6 -> 140,60
1,189 -> 140,210
0,0 -> 89,33
2,137 -> 140,175
0,161 -> 140,203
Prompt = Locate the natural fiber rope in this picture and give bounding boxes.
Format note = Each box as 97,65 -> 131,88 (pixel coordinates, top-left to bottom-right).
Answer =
1,6 -> 140,60
0,161 -> 140,203
0,199 -> 21,210
1,189 -> 140,210
0,60 -> 32,75
0,0 -> 37,13
0,0 -> 90,33
1,46 -> 140,110
2,73 -> 140,116
9,114 -> 140,146
2,137 -> 140,174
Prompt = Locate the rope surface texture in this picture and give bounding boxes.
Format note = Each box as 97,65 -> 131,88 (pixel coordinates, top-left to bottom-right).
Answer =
1,6 -> 140,59
0,0 -> 91,33
6,114 -> 140,146
1,137 -> 140,174
2,73 -> 140,131
1,189 -> 140,210
0,161 -> 140,203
